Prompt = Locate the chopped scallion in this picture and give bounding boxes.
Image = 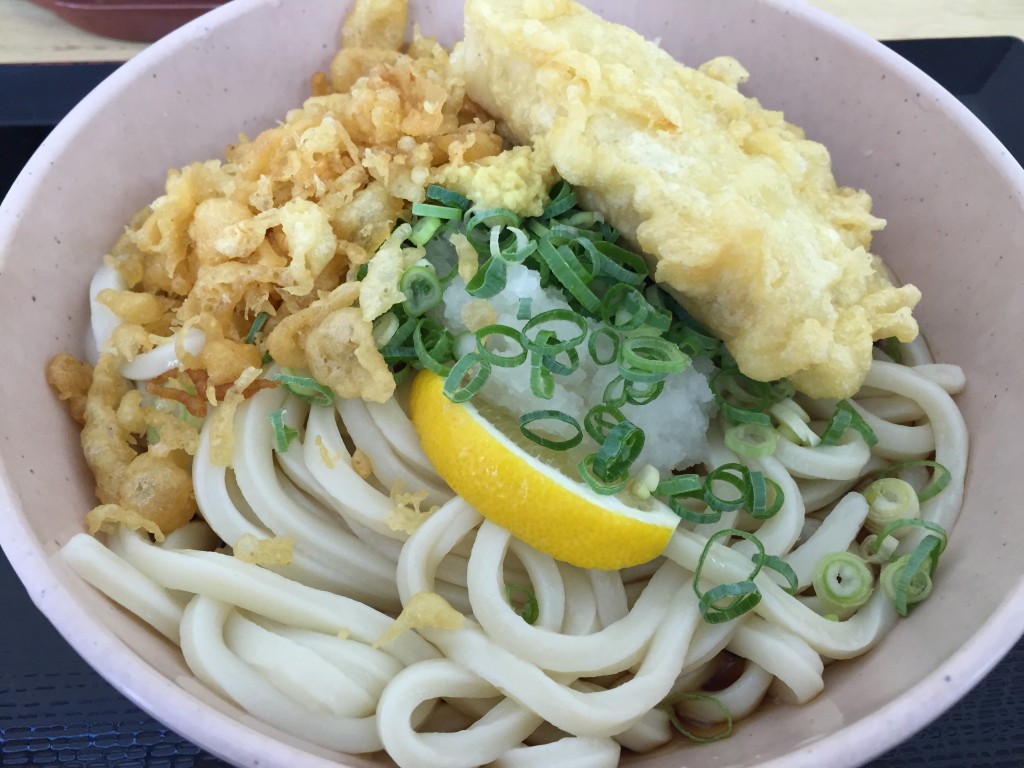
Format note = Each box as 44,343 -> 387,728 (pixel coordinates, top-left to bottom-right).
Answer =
268,408 -> 299,453
505,584 -> 539,624
811,551 -> 874,610
410,202 -> 462,221
475,324 -> 528,368
244,312 -> 270,345
518,410 -> 584,451
820,400 -> 878,447
693,529 -> 765,624
863,477 -> 920,534
271,372 -> 334,407
400,264 -> 443,316
442,352 -> 491,403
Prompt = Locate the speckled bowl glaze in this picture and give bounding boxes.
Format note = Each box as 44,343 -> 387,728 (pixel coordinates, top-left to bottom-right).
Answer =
1,1 -> 1022,766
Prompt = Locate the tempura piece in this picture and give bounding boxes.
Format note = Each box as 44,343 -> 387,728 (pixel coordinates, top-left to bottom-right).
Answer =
46,353 -> 93,425
458,0 -> 920,397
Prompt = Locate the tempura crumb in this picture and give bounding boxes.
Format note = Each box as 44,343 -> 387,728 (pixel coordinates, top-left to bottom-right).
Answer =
374,591 -> 463,647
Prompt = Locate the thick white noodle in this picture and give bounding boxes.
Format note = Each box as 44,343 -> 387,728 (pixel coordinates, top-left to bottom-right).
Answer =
862,361 -> 968,533
467,522 -> 685,676
365,395 -> 445,479
774,432 -> 872,480
665,530 -> 898,659
336,397 -> 452,506
111,527 -> 437,665
785,493 -> 870,589
62,532 -> 184,643
727,617 -> 824,703
377,660 -> 543,768
491,736 -> 621,768
87,264 -> 126,364
120,327 -> 205,381
180,596 -> 384,752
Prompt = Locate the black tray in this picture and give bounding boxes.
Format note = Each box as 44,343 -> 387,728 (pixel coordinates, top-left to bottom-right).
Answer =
2,37 -> 1023,767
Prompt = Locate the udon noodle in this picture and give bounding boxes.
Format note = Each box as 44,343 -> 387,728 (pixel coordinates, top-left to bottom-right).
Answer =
60,349 -> 967,766
49,1 -> 969,766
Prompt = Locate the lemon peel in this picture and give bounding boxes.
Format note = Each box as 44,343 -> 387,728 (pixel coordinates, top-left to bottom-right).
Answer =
408,370 -> 680,570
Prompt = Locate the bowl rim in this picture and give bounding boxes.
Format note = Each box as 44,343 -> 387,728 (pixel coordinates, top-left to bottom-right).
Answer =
1,0 -> 1023,766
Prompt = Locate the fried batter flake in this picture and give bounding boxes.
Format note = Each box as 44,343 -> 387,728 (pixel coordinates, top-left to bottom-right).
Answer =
46,353 -> 93,425
385,479 -> 437,534
374,591 -> 464,648
86,504 -> 166,542
233,534 -> 295,566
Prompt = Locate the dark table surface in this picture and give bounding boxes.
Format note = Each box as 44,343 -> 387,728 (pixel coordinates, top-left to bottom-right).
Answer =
1,37 -> 1023,768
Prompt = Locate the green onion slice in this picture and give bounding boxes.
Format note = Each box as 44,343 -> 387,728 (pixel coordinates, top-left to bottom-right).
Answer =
623,378 -> 665,406
583,239 -> 648,287
466,207 -> 522,241
475,324 -> 527,368
746,471 -> 783,520
724,423 -> 779,458
811,551 -> 874,609
601,284 -> 652,332
409,216 -> 445,247
465,256 -> 508,299
588,328 -> 620,365
619,336 -> 690,382
245,311 -> 270,345
400,264 -> 443,316
869,518 -> 948,558
693,529 -> 765,624
505,584 -> 539,625
519,410 -> 584,451
710,367 -> 786,427
662,691 -> 733,744
863,477 -> 920,534
530,352 -> 555,400
578,453 -> 630,496
881,538 -> 939,616
516,297 -> 533,321
872,459 -> 952,502
757,554 -> 799,595
268,408 -> 299,453
410,201 -> 462,221
536,238 -> 601,313
426,184 -> 471,212
522,309 -> 589,354
603,375 -> 628,408
703,464 -> 751,514
442,352 -> 491,404
542,346 -> 580,377
592,420 -> 645,482
271,372 -> 335,407
413,318 -> 454,377
584,403 -> 626,444
820,400 -> 878,447
542,180 -> 578,219
657,474 -> 717,524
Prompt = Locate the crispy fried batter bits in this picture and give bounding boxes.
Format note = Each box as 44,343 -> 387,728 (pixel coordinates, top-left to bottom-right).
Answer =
48,0 -> 506,537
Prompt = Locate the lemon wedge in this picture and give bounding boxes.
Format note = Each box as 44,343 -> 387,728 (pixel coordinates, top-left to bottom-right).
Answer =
408,370 -> 680,570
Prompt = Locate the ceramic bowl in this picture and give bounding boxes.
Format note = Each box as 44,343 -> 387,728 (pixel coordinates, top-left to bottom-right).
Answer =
1,1 -> 1022,766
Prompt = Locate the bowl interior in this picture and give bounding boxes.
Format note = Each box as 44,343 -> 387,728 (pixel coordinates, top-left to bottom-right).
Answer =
1,0 -> 1023,766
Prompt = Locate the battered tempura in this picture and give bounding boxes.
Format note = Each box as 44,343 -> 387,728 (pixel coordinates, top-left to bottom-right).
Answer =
458,0 -> 920,398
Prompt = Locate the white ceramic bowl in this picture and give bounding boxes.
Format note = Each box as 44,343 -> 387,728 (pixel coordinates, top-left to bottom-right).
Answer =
2,1 -> 1023,766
